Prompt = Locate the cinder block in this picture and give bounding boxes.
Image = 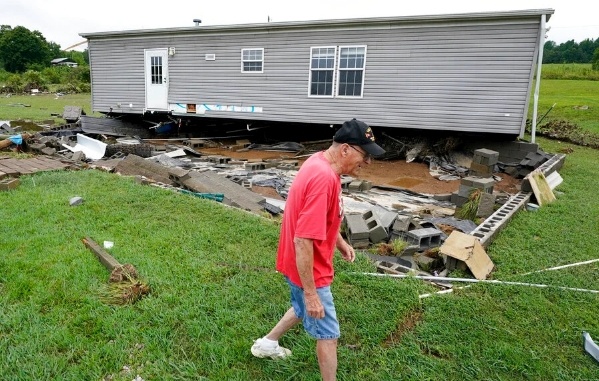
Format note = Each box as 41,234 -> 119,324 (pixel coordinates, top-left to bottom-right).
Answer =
399,227 -> 443,250
344,214 -> 370,240
206,155 -> 231,164
472,178 -> 495,193
451,193 -> 468,207
469,162 -> 493,177
472,148 -> 499,166
363,210 -> 388,243
244,162 -> 265,170
514,141 -> 539,153
476,192 -> 497,217
0,178 -> 20,191
391,215 -> 412,232
359,180 -> 372,191
349,238 -> 370,249
348,180 -> 362,192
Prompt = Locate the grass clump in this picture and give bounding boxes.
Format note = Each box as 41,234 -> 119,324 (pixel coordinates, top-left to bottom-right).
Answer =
456,188 -> 482,221
370,239 -> 409,256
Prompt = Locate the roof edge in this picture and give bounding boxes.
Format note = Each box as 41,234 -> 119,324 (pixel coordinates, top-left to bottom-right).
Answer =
80,8 -> 555,39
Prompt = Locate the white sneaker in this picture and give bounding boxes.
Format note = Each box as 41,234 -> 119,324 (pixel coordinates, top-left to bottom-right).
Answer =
251,338 -> 292,359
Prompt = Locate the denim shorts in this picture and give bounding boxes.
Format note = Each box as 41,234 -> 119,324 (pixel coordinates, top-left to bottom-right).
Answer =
286,277 -> 340,340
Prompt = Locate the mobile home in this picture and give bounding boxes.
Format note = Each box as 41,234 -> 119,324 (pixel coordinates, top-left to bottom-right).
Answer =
80,9 -> 553,136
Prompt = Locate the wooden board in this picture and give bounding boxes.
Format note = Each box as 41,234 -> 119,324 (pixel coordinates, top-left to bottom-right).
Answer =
528,170 -> 556,206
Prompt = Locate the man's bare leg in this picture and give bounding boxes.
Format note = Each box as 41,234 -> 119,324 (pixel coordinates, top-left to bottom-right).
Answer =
265,307 -> 301,341
316,339 -> 337,381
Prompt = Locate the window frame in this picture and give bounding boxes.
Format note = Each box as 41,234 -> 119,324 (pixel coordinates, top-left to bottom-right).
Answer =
308,46 -> 337,98
241,48 -> 264,73
308,45 -> 366,98
335,45 -> 367,98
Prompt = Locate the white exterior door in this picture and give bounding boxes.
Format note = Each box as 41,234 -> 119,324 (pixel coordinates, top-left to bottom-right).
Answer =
144,49 -> 168,110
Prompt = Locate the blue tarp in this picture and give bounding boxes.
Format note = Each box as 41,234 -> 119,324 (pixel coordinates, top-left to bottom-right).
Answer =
8,135 -> 22,145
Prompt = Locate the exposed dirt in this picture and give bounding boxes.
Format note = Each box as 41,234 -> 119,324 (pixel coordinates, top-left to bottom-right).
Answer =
198,146 -> 522,199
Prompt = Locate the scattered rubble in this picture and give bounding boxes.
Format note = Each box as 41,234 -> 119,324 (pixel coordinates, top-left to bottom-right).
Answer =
0,112 -> 568,288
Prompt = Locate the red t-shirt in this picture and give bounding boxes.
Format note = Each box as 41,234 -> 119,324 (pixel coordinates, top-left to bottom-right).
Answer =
275,151 -> 343,288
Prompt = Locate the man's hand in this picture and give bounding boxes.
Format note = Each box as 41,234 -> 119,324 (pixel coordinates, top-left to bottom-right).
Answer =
305,293 -> 324,319
336,234 -> 355,262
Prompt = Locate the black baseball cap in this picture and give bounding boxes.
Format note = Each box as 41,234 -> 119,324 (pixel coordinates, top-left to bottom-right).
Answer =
333,118 -> 386,157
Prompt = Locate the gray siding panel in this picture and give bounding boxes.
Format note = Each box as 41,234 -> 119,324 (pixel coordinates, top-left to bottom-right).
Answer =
85,10 -> 551,135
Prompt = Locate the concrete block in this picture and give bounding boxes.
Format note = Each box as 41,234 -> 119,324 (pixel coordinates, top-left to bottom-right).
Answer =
348,180 -> 362,192
206,155 -> 231,164
469,162 -> 493,177
391,215 -> 412,232
451,193 -> 468,207
344,214 -> 370,240
514,141 -> 539,153
349,238 -> 370,249
363,210 -> 388,243
244,162 -> 265,170
458,184 -> 475,198
359,180 -> 372,191
477,192 -> 497,217
432,193 -> 452,202
0,177 -> 20,191
470,177 -> 495,192
472,148 -> 499,166
399,227 -> 443,250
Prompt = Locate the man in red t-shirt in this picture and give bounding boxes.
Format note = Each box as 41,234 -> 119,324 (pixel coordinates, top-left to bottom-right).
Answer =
251,119 -> 385,381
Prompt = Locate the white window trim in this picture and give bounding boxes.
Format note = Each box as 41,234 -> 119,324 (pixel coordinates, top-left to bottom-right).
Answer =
335,45 -> 367,99
308,45 -> 366,98
308,46 -> 337,98
241,48 -> 264,73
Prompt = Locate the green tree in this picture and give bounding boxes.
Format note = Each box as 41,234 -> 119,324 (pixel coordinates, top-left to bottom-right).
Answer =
592,48 -> 599,71
0,26 -> 52,73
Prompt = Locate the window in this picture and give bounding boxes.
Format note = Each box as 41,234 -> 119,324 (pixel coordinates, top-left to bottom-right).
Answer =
309,45 -> 366,98
338,46 -> 366,97
309,47 -> 336,97
151,56 -> 163,84
241,48 -> 264,73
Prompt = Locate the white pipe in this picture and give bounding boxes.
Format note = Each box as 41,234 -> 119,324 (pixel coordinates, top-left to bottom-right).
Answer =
530,14 -> 548,143
351,272 -> 599,294
520,258 -> 599,276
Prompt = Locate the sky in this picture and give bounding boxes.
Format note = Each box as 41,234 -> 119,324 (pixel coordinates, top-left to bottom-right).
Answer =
2,0 -> 598,51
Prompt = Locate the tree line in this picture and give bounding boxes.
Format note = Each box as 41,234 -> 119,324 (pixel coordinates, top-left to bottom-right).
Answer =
544,38 -> 599,65
0,25 -> 89,93
0,25 -> 598,93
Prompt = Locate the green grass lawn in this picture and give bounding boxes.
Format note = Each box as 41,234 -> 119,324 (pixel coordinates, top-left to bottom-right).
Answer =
0,93 -> 95,126
531,79 -> 599,136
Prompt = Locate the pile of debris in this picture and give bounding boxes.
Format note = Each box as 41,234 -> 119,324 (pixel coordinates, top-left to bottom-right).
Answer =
0,113 -> 567,287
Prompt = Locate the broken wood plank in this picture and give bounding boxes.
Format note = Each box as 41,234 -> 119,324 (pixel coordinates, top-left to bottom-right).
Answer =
439,231 -> 494,280
528,169 -> 556,206
82,236 -> 121,271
